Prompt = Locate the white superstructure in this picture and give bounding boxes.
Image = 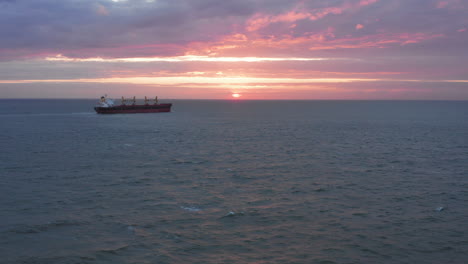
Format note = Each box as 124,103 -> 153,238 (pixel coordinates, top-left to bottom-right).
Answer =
98,95 -> 115,108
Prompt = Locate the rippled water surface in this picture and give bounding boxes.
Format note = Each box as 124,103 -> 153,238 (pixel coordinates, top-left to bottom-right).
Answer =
1,99 -> 468,264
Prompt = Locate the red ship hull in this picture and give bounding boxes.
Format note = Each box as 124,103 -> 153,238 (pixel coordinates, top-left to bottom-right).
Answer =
94,103 -> 172,114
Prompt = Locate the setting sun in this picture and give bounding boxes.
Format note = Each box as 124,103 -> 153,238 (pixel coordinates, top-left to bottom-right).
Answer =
232,93 -> 241,98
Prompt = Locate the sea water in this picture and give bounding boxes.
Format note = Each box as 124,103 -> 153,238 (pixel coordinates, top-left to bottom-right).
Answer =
1,99 -> 467,264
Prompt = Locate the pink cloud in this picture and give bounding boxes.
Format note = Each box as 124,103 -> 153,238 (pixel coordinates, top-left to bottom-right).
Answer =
245,1 -> 379,32
359,0 -> 379,6
185,29 -> 444,57
307,32 -> 444,50
436,0 -> 464,9
356,24 -> 364,30
437,1 -> 449,8
246,9 -> 341,32
95,4 -> 109,16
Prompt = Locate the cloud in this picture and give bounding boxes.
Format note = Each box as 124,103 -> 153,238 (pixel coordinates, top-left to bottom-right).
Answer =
95,3 -> 109,16
245,1 -> 380,32
0,0 -> 467,100
437,1 -> 450,8
183,29 -> 445,59
436,0 -> 464,9
0,0 -> 465,61
359,0 -> 379,6
45,54 -> 327,62
0,0 -> 255,59
245,7 -> 344,32
2,77 -> 467,100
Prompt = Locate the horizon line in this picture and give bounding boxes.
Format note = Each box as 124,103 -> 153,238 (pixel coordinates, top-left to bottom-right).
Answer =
1,98 -> 467,101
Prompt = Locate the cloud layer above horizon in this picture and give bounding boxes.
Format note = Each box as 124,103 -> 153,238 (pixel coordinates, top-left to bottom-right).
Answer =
1,0 -> 467,99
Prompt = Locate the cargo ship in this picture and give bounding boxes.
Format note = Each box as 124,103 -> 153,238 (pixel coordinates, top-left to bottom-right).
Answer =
94,96 -> 172,114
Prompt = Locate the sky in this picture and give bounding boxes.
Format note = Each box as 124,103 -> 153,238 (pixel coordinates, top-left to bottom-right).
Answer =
0,0 -> 467,100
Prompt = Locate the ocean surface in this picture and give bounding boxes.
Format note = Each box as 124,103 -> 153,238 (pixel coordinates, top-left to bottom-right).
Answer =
1,99 -> 467,264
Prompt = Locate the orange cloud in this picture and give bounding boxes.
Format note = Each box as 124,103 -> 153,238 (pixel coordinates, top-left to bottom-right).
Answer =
45,54 -> 326,63
2,76 -> 466,85
356,24 -> 364,30
0,76 -> 384,85
186,30 -> 443,56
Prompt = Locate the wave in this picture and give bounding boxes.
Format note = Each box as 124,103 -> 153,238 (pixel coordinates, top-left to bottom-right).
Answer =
7,220 -> 86,234
180,206 -> 202,212
0,112 -> 95,117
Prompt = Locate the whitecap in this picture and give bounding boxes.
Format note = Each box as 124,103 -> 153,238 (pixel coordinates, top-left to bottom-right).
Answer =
222,211 -> 244,218
180,206 -> 201,212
